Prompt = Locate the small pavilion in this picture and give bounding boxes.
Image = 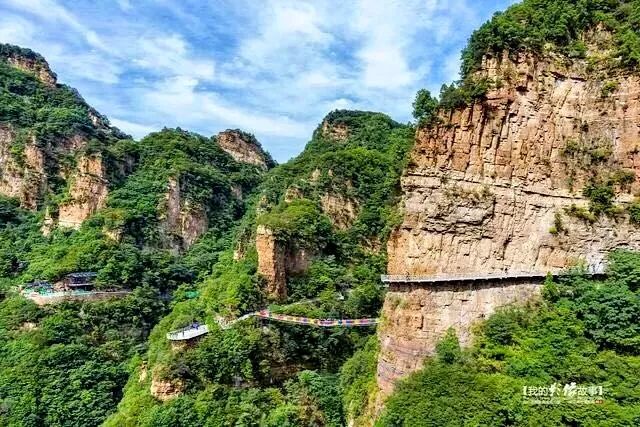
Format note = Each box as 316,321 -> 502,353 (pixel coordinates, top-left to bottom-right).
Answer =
63,272 -> 97,291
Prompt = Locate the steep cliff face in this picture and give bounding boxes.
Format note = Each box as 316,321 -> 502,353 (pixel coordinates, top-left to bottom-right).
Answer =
158,177 -> 209,251
377,280 -> 541,395
390,51 -> 640,276
256,224 -> 312,300
320,192 -> 359,230
376,50 -> 640,402
0,43 -> 129,217
255,225 -> 287,299
58,155 -> 109,228
216,130 -> 274,170
0,127 -> 47,208
252,111 -> 412,300
321,119 -> 350,141
1,44 -> 57,87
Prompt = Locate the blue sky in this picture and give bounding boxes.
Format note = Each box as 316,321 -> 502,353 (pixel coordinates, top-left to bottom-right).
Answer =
0,0 -> 516,162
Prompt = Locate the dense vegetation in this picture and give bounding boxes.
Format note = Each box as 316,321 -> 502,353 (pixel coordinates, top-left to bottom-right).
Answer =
0,289 -> 165,426
0,43 -> 129,199
0,44 -> 413,425
0,45 -> 270,426
106,110 -> 414,426
0,128 -> 262,290
462,0 -> 640,76
376,251 -> 640,426
4,0 -> 640,422
413,1 -> 640,125
0,44 -> 114,142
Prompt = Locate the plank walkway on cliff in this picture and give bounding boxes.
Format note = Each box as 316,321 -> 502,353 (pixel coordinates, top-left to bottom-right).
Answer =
166,310 -> 379,341
381,266 -> 606,285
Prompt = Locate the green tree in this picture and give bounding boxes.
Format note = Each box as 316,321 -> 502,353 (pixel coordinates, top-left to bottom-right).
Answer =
412,89 -> 438,125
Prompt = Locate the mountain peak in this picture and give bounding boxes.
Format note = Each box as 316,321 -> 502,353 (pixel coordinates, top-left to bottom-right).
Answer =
216,129 -> 275,170
0,43 -> 57,87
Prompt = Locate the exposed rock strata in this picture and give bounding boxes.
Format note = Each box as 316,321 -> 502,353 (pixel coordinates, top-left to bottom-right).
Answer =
0,128 -> 48,209
377,280 -> 541,396
321,120 -> 349,141
5,51 -> 57,86
376,51 -> 640,404
158,177 -> 208,251
150,370 -> 184,402
320,192 -> 359,230
217,130 -> 271,170
389,51 -> 640,276
255,224 -> 312,300
58,155 -> 109,228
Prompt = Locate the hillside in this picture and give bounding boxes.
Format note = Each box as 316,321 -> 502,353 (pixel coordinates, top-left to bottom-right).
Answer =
1,0 -> 640,425
0,44 -> 272,426
105,110 -> 414,426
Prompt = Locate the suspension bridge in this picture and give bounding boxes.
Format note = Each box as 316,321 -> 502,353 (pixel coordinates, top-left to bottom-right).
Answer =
167,309 -> 379,341
167,266 -> 607,341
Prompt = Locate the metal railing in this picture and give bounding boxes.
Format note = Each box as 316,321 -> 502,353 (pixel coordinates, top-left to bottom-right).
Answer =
166,325 -> 210,341
381,265 -> 606,284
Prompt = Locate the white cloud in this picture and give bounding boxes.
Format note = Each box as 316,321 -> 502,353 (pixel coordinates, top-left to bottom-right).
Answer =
239,1 -> 332,65
138,75 -> 310,138
117,0 -> 132,12
0,15 -> 36,46
443,53 -> 462,82
132,34 -> 215,81
351,0 -> 425,90
0,13 -> 121,84
3,0 -> 110,52
0,0 -> 516,160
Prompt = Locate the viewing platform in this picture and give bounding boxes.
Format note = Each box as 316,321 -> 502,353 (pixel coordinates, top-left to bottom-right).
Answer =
167,325 -> 209,341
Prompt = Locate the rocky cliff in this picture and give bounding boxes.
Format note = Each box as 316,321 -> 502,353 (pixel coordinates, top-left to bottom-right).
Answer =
158,176 -> 209,251
0,44 -> 128,220
376,49 -> 640,401
390,51 -> 640,276
216,130 -> 274,171
0,44 -> 56,87
255,224 -> 312,300
58,155 -> 109,228
0,126 -> 46,209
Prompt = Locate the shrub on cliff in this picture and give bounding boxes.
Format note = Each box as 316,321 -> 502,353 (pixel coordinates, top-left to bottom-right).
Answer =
257,198 -> 333,246
377,251 -> 640,426
461,0 -> 640,77
412,89 -> 439,125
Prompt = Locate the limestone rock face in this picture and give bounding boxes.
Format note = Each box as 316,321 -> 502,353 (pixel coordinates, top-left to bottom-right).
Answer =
150,370 -> 184,402
375,51 -> 640,405
255,225 -> 312,300
5,51 -> 57,87
0,126 -> 47,209
320,192 -> 359,230
58,155 -> 109,229
217,130 -> 271,170
390,51 -> 640,276
377,280 -> 541,396
321,120 -> 349,141
256,225 -> 287,300
158,177 -> 208,251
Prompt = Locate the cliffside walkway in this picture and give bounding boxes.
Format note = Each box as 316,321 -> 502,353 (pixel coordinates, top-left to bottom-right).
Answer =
166,310 -> 379,341
381,267 -> 605,285
22,290 -> 132,306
